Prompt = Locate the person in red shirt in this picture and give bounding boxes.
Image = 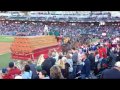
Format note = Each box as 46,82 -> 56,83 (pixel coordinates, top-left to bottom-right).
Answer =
98,45 -> 107,59
7,62 -> 21,79
101,45 -> 107,59
1,68 -> 13,79
98,46 -> 103,58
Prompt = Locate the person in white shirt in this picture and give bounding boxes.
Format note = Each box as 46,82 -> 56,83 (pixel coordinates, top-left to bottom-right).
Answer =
66,53 -> 73,73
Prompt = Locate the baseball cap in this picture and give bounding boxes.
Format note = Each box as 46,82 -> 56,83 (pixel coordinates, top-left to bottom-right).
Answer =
2,68 -> 8,73
36,66 -> 42,72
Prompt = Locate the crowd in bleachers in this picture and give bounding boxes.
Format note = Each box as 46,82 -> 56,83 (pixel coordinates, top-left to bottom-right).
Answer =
0,20 -> 120,37
0,21 -> 44,36
0,34 -> 119,79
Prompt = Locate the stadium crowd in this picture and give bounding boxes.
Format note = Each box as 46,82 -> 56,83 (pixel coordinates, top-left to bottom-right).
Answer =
0,34 -> 119,79
0,18 -> 120,79
0,20 -> 120,37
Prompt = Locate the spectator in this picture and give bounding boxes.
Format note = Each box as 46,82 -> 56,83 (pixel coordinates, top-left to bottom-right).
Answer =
66,53 -> 73,73
38,70 -> 50,79
109,47 -> 118,67
22,65 -> 32,79
36,66 -> 42,73
94,51 -> 100,75
27,60 -> 38,79
7,62 -> 21,79
98,46 -> 104,59
50,65 -> 64,79
56,56 -> 67,70
88,51 -> 95,71
36,66 -> 42,79
95,51 -> 100,63
41,52 -> 56,76
81,53 -> 91,79
53,49 -> 59,61
61,63 -> 71,79
52,51 -> 58,61
101,45 -> 107,59
1,68 -> 12,79
101,61 -> 120,79
71,47 -> 78,78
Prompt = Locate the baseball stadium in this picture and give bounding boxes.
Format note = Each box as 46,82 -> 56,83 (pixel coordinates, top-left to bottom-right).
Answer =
0,11 -> 120,79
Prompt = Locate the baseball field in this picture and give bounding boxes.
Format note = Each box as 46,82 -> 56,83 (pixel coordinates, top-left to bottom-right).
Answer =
0,36 -> 14,69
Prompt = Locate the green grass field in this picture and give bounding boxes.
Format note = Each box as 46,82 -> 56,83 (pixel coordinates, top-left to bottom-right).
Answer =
0,36 -> 14,42
0,53 -> 12,69
0,36 -> 14,69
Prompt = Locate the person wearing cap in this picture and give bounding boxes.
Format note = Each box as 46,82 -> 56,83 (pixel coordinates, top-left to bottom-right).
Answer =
1,68 -> 13,79
36,66 -> 42,73
36,66 -> 43,79
7,62 -> 21,79
101,61 -> 120,79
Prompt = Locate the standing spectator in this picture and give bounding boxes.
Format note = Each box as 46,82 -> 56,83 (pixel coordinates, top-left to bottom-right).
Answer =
101,45 -> 107,59
94,51 -> 100,75
51,51 -> 58,61
88,51 -> 95,71
22,65 -> 32,79
53,49 -> 59,61
7,62 -> 21,79
50,65 -> 64,79
76,49 -> 83,75
66,53 -> 73,73
98,46 -> 104,59
48,51 -> 56,65
71,47 -> 78,78
109,47 -> 117,67
28,61 -> 38,79
81,53 -> 91,79
41,52 -> 56,76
